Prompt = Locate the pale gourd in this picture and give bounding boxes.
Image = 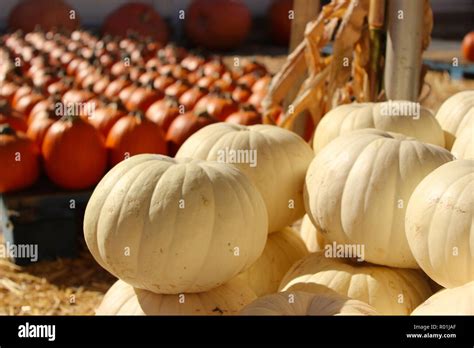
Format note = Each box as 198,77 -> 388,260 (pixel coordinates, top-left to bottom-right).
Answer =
96,278 -> 257,315
279,252 -> 433,315
304,129 -> 453,268
435,90 -> 474,149
176,123 -> 314,233
406,160 -> 474,288
411,281 -> 474,315
451,115 -> 473,159
240,290 -> 378,316
237,227 -> 308,296
84,154 -> 268,294
298,214 -> 327,252
313,101 -> 445,154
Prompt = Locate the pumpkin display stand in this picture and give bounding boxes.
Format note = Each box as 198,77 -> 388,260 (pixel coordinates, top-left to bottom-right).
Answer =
0,177 -> 92,265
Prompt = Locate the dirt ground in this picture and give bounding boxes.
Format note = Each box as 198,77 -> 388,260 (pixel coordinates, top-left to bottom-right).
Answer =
0,54 -> 473,315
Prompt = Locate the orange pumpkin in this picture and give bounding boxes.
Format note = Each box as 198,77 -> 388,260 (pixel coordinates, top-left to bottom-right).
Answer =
42,116 -> 107,189
231,84 -> 252,103
194,92 -> 238,121
164,79 -> 192,99
104,75 -> 133,99
27,107 -> 58,148
89,100 -> 128,137
153,72 -> 176,92
145,97 -> 181,132
13,91 -> 44,117
0,100 -> 28,133
0,125 -> 40,193
225,104 -> 262,126
106,112 -> 167,166
102,3 -> 169,45
462,31 -> 474,62
179,86 -> 208,111
166,111 -> 217,156
185,0 -> 251,51
8,0 -> 80,33
125,83 -> 164,112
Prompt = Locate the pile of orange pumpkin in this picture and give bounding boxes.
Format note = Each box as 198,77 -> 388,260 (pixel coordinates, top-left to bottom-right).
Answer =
0,28 -> 274,193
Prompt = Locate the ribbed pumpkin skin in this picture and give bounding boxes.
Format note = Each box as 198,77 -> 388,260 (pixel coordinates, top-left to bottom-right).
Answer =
406,160 -> 474,289
313,102 -> 445,154
298,214 -> 327,252
240,290 -> 378,316
451,115 -> 474,159
97,278 -> 256,315
304,129 -> 453,268
237,227 -> 308,296
176,123 -> 314,233
279,252 -> 432,315
84,154 -> 268,294
435,91 -> 474,149
411,281 -> 474,315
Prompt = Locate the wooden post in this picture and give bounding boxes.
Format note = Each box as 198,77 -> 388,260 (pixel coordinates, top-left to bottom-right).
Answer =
289,0 -> 320,53
287,0 -> 320,137
384,0 -> 423,101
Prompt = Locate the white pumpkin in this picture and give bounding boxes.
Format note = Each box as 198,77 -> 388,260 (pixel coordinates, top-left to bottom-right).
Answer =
411,281 -> 474,315
176,123 -> 314,233
96,278 -> 257,315
84,154 -> 268,294
279,252 -> 432,315
240,290 -> 378,316
406,160 -> 474,288
313,101 -> 445,154
451,114 -> 474,159
435,90 -> 474,149
298,214 -> 327,252
304,129 -> 454,268
237,227 -> 308,296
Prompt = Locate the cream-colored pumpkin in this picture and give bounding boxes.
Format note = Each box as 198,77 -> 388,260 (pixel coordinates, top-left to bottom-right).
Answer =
411,281 -> 474,315
279,252 -> 432,315
237,227 -> 308,296
299,214 -> 327,252
96,278 -> 257,315
451,115 -> 473,159
304,129 -> 453,268
84,154 -> 268,294
313,101 -> 445,154
406,160 -> 474,288
435,90 -> 474,149
240,290 -> 378,316
176,123 -> 314,233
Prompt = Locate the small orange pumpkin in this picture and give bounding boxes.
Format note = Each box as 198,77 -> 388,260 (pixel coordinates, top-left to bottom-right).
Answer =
89,100 -> 128,137
145,97 -> 181,132
106,111 -> 167,166
166,111 -> 217,156
0,100 -> 28,132
225,104 -> 262,126
27,107 -> 58,148
0,125 -> 40,193
42,116 -> 107,189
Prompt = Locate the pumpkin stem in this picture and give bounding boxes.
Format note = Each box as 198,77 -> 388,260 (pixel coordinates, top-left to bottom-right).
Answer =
241,103 -> 257,113
0,124 -> 16,136
196,110 -> 214,120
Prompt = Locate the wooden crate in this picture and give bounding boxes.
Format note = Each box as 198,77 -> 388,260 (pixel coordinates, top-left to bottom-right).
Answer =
0,180 -> 92,265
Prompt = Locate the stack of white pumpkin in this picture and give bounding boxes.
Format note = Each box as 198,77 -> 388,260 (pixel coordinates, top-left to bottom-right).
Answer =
86,92 -> 473,316
85,123 -> 316,315
242,95 -> 473,316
